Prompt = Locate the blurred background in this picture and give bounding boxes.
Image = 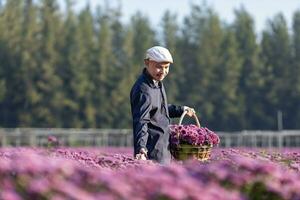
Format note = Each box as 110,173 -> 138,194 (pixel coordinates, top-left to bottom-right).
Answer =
0,0 -> 300,147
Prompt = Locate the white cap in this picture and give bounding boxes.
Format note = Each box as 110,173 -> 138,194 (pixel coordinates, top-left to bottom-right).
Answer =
145,46 -> 173,63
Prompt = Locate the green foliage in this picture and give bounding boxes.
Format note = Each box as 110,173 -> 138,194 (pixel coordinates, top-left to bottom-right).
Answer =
211,28 -> 243,130
290,10 -> 300,128
130,11 -> 156,69
160,11 -> 182,104
233,8 -> 265,129
242,181 -> 282,200
180,4 -> 224,127
261,14 -> 292,129
0,0 -> 23,126
0,1 -> 299,130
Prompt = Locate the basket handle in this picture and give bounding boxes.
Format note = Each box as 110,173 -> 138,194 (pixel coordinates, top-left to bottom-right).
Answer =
178,110 -> 201,127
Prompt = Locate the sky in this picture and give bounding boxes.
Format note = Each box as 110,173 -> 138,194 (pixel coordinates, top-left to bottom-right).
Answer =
69,0 -> 300,34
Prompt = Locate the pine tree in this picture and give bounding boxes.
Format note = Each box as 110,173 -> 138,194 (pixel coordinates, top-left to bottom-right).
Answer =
260,14 -> 292,129
233,8 -> 265,129
111,26 -> 135,128
160,11 -> 182,104
212,28 -> 243,130
55,0 -> 80,127
130,11 -> 156,75
93,5 -> 115,127
291,10 -> 300,128
69,5 -> 95,127
180,4 -> 223,128
18,0 -> 41,126
32,0 -> 65,127
0,0 -> 23,126
107,6 -> 134,128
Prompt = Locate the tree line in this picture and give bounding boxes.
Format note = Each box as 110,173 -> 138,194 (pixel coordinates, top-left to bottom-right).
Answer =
0,0 -> 300,131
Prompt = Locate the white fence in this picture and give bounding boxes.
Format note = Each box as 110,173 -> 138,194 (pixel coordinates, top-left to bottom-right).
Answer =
0,128 -> 132,147
218,130 -> 300,148
1,128 -> 300,147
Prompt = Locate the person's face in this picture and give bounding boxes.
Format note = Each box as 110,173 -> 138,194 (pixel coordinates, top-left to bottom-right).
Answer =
144,60 -> 170,81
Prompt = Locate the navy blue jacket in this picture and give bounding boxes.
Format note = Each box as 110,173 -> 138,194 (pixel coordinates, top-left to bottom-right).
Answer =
130,69 -> 184,164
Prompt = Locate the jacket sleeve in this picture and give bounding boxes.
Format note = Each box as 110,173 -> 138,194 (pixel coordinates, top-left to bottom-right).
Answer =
168,104 -> 184,118
131,91 -> 151,154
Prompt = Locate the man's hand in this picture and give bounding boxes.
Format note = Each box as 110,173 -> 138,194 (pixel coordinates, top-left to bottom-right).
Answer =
184,106 -> 196,117
135,148 -> 148,160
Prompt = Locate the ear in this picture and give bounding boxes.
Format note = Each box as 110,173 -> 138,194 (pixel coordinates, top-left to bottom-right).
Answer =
144,59 -> 149,66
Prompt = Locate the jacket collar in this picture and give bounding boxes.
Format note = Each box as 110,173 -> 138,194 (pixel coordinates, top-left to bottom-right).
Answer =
142,68 -> 161,88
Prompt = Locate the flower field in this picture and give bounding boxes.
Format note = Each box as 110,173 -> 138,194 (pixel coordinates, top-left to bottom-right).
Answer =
1,147 -> 300,200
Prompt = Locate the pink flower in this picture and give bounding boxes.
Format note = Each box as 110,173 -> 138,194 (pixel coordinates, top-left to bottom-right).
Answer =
48,136 -> 58,143
169,125 -> 220,147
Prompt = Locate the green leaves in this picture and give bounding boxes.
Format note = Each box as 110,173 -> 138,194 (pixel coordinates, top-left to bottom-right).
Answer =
0,1 -> 299,130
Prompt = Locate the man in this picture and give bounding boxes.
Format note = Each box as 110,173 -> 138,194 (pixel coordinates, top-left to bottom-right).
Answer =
130,46 -> 195,164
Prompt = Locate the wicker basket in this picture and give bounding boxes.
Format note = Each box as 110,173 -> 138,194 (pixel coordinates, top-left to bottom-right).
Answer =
170,111 -> 212,161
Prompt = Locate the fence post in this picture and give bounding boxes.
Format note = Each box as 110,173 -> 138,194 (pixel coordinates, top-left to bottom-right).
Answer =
278,133 -> 282,148
0,131 -> 6,147
29,131 -> 37,146
225,135 -> 230,147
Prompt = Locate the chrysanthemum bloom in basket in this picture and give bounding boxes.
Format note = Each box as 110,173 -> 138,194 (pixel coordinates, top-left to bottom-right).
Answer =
169,124 -> 220,147
169,124 -> 220,161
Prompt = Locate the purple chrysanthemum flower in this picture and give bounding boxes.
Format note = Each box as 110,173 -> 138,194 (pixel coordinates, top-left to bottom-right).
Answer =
169,125 -> 220,147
